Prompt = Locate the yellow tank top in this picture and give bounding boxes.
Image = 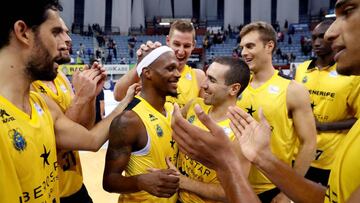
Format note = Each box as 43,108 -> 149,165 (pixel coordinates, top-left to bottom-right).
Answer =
295,60 -> 360,169
119,95 -> 178,203
166,65 -> 199,108
237,71 -> 294,194
32,74 -> 83,197
325,120 -> 360,203
178,98 -> 234,203
0,92 -> 59,203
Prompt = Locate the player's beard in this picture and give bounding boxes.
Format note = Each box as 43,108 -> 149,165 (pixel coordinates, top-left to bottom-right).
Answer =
25,34 -> 58,81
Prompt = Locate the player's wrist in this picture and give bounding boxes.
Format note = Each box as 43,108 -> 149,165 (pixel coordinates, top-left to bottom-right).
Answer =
215,150 -> 240,172
253,148 -> 276,170
135,174 -> 146,191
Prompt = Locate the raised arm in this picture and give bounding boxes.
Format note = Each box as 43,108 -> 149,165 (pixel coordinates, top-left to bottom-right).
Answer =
194,68 -> 206,98
103,111 -> 179,197
114,41 -> 162,101
62,62 -> 106,128
47,83 -> 139,151
172,104 -> 259,203
228,106 -> 325,203
113,68 -> 140,101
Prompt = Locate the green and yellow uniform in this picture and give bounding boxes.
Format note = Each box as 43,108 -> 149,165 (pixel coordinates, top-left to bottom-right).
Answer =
325,119 -> 360,203
295,60 -> 360,170
178,98 -> 235,203
32,73 -> 84,198
119,95 -> 178,203
0,92 -> 59,203
237,71 -> 295,194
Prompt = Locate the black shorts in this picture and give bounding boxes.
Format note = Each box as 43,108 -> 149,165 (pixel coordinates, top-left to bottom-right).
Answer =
60,184 -> 93,203
258,187 -> 281,203
305,166 -> 331,186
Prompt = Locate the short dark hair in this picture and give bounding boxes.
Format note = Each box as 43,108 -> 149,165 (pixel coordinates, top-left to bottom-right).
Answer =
213,56 -> 250,96
240,21 -> 277,54
169,20 -> 195,41
0,0 -> 63,49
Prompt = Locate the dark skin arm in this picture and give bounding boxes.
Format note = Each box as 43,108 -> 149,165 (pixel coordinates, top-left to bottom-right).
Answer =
316,118 -> 357,131
103,110 -> 179,197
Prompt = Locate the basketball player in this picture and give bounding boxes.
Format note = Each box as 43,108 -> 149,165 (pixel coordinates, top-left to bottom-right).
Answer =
171,0 -> 360,202
170,56 -> 251,202
0,1 -> 136,202
237,21 -> 317,202
295,19 -> 360,186
31,18 -> 103,202
113,20 -> 206,107
103,46 -> 180,202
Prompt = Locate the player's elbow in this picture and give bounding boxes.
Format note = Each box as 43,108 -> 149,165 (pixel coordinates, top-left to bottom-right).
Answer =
103,176 -> 114,192
113,89 -> 124,102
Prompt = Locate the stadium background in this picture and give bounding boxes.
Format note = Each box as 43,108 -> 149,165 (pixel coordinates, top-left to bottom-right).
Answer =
58,0 -> 337,202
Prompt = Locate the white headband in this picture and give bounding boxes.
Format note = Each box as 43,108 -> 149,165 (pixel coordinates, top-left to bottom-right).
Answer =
136,46 -> 174,77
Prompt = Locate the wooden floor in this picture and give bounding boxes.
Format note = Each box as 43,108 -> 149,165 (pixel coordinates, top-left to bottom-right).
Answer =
80,148 -> 119,203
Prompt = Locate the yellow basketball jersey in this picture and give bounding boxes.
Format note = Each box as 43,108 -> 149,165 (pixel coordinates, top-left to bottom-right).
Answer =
118,95 -> 178,203
324,120 -> 360,203
237,71 -> 295,194
295,60 -> 360,169
32,74 -> 83,198
0,92 -> 59,203
178,98 -> 234,203
32,73 -> 72,112
166,65 -> 199,108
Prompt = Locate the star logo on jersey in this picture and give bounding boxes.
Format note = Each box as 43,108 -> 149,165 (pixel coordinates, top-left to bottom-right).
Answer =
40,145 -> 51,168
187,115 -> 195,123
170,139 -> 176,149
0,109 -> 15,123
246,105 -> 256,117
149,114 -> 158,121
302,76 -> 308,83
9,128 -> 27,151
155,124 -> 163,137
311,101 -> 316,109
38,86 -> 47,93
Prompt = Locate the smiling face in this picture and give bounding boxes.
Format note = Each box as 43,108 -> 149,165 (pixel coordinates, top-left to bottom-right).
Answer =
166,29 -> 195,71
240,31 -> 272,72
26,9 -> 69,81
146,51 -> 180,97
201,62 -> 232,106
325,0 -> 360,75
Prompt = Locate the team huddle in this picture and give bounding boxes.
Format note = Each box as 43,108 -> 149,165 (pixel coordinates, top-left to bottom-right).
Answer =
1,0 -> 360,203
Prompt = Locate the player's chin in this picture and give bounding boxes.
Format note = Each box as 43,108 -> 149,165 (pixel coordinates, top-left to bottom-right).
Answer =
167,90 -> 179,98
336,64 -> 360,76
